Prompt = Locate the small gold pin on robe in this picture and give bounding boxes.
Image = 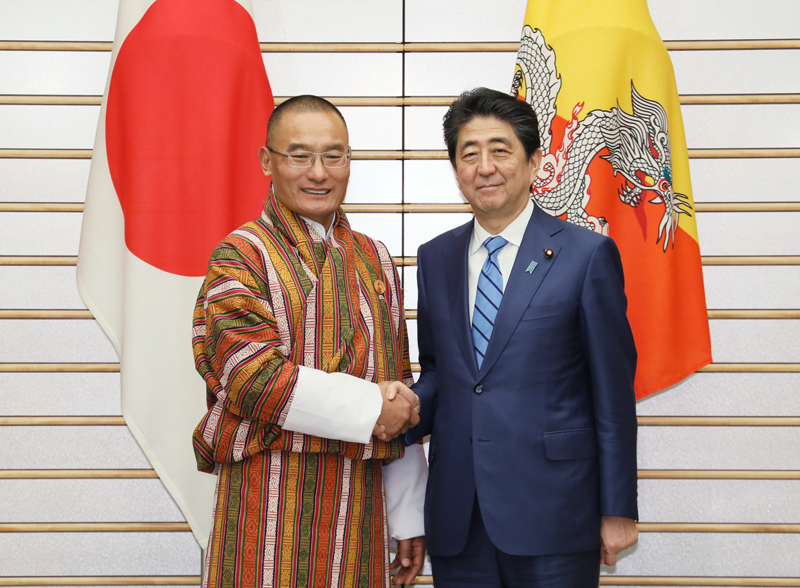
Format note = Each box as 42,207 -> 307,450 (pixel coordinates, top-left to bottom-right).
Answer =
373,280 -> 386,295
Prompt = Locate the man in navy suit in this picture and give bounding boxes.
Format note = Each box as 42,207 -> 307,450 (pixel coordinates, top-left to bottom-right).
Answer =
405,87 -> 639,587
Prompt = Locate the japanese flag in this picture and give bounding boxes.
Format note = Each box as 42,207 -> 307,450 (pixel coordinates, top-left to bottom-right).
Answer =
77,0 -> 274,544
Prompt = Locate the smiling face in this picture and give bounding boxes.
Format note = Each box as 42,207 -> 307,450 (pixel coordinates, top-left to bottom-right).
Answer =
259,109 -> 350,230
453,116 -> 542,234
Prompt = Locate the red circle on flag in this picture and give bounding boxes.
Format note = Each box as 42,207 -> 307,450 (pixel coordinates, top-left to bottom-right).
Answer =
106,0 -> 273,277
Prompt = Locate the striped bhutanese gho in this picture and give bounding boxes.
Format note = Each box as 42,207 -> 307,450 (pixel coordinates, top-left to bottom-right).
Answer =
192,190 -> 412,588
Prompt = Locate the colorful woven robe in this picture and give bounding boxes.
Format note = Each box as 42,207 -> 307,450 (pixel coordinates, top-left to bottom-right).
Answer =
192,191 -> 412,588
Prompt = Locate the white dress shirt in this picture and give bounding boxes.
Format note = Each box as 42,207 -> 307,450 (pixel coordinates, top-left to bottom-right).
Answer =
278,214 -> 427,540
468,199 -> 534,322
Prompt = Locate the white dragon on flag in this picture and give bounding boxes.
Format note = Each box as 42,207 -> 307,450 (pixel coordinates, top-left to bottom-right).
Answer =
512,25 -> 693,250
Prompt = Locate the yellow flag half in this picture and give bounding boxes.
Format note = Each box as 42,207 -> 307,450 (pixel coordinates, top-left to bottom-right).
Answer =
512,0 -> 712,398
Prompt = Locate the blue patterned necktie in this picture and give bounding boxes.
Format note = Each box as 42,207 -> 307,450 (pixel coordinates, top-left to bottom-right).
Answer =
472,235 -> 508,369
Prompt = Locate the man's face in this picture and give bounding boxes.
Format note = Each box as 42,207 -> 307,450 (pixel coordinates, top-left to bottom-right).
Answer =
453,116 -> 542,229
259,110 -> 350,229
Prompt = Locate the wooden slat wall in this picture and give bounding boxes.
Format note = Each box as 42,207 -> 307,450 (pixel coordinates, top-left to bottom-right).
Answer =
1,0 -> 799,584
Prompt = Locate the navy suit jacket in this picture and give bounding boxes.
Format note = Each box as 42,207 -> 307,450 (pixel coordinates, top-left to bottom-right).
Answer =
406,204 -> 638,558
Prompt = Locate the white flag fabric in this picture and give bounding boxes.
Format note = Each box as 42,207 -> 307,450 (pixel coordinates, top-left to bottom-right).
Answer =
77,0 -> 274,545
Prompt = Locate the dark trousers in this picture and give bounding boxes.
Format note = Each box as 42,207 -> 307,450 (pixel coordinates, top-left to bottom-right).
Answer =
430,501 -> 600,588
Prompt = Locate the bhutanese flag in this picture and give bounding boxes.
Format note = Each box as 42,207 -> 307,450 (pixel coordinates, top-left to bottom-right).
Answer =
77,0 -> 273,544
512,0 -> 711,399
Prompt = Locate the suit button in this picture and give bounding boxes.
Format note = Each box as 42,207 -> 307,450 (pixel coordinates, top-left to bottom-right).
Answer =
474,385 -> 484,394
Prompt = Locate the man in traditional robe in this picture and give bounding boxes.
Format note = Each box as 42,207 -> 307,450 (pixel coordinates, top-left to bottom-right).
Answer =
192,95 -> 427,588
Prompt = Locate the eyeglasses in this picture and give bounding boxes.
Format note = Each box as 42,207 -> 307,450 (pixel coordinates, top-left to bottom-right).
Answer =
267,147 -> 351,168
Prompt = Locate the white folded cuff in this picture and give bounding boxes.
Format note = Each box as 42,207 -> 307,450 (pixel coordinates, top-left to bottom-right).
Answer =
281,366 -> 383,444
383,443 -> 428,540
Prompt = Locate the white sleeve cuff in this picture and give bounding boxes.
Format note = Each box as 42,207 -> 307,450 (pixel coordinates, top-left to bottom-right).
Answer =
383,443 -> 428,540
281,366 -> 383,444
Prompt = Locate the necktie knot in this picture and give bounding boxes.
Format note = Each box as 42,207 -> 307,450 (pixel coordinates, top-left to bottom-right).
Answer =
484,236 -> 508,257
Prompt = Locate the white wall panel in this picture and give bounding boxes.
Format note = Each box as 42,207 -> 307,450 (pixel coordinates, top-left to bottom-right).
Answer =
252,0 -> 401,43
0,0 -> 117,41
0,51 -> 110,95
0,479 -> 184,522
689,158 -> 800,203
703,265 -> 800,310
405,0 -> 526,42
638,479 -> 800,523
605,533 -> 800,576
0,426 -> 150,469
263,53 -> 402,97
709,319 -> 800,363
0,105 -> 99,149
404,106 -> 449,150
682,104 -> 800,149
649,0 -> 800,41
0,319 -> 117,363
0,266 -> 85,309
0,212 -> 82,255
403,266 -> 418,311
407,317 -> 418,365
346,212 -> 403,257
696,212 -> 800,256
0,372 -> 121,416
345,161 -> 403,204
404,212 -> 472,256
405,53 -> 517,96
0,159 -> 91,203
404,160 -> 462,204
338,106 -> 402,150
637,373 -> 800,417
671,50 -> 800,95
638,426 -> 800,469
0,532 -> 199,575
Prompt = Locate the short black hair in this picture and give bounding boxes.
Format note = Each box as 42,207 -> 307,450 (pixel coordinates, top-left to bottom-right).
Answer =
443,87 -> 541,166
266,95 -> 347,146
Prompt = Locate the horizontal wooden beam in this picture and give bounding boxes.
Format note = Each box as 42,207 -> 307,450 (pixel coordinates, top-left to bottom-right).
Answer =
0,310 -> 93,319
3,577 -> 800,587
3,39 -> 800,52
4,577 -> 800,587
4,469 -> 799,480
3,415 -> 799,427
4,94 -> 800,107
0,256 -> 78,265
638,470 -> 800,480
1,362 -> 799,374
0,522 -> 191,532
3,148 -> 800,160
0,363 -> 119,373
2,521 -> 797,534
0,578 -> 202,587
0,469 -> 159,479
3,202 -> 800,214
598,578 -> 800,587
3,308 -> 796,321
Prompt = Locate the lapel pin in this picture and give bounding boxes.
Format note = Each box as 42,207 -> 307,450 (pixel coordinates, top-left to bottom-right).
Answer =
544,249 -> 554,259
373,279 -> 386,295
526,261 -> 538,274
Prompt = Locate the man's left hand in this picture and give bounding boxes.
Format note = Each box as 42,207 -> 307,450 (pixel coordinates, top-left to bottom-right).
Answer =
390,535 -> 426,585
600,515 -> 638,566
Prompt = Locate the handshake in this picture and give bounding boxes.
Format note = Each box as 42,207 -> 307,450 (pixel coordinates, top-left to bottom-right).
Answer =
372,381 -> 420,441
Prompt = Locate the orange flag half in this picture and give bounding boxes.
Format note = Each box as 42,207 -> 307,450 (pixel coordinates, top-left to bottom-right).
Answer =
512,0 -> 711,399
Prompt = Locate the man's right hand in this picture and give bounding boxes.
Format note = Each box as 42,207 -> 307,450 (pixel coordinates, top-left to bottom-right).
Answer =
373,381 -> 420,441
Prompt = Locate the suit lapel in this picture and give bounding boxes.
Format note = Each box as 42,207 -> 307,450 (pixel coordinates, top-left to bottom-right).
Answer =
478,205 -> 563,378
446,220 -> 479,378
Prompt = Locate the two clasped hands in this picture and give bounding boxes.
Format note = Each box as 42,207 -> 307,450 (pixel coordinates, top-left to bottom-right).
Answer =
373,380 -> 426,584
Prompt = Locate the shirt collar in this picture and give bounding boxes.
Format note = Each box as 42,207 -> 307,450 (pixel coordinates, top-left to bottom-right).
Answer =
470,198 -> 534,254
300,215 -> 335,242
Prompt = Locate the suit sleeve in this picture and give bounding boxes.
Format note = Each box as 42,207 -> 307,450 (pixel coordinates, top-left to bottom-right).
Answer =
404,245 -> 438,444
579,236 -> 639,520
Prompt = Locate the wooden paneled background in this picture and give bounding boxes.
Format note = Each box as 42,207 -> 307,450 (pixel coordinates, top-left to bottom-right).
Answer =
1,0 -> 799,585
